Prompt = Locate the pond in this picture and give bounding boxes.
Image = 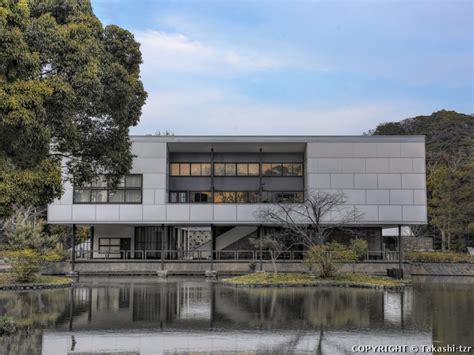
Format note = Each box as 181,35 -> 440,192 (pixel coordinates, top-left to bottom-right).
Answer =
0,276 -> 473,354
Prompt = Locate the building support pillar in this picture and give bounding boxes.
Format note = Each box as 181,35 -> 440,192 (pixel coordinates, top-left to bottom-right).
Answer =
161,224 -> 165,270
90,226 -> 94,260
71,224 -> 76,272
210,224 -> 216,271
398,224 -> 403,279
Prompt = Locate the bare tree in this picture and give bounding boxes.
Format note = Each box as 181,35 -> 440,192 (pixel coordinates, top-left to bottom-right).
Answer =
249,233 -> 286,273
256,191 -> 362,248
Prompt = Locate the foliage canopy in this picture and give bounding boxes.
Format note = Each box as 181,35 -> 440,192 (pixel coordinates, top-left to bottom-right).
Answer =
0,0 -> 147,216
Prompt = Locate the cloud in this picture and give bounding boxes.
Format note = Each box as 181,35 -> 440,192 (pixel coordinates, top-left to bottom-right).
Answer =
135,30 -> 286,77
133,88 -> 428,136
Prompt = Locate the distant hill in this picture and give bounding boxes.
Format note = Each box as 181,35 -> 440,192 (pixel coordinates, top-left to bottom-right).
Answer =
369,110 -> 473,162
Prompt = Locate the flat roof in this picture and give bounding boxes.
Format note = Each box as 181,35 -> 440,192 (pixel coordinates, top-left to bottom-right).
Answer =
130,135 -> 425,143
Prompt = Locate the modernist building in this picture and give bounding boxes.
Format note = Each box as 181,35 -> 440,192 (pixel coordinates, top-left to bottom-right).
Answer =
47,135 -> 427,261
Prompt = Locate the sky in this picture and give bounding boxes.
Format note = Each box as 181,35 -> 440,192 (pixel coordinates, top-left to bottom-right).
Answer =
91,0 -> 473,135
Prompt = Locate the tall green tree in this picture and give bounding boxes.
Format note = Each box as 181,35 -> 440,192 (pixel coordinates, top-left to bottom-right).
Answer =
0,0 -> 147,217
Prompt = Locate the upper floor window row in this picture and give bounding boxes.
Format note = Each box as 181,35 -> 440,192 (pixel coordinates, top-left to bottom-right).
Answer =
169,163 -> 303,177
73,174 -> 142,204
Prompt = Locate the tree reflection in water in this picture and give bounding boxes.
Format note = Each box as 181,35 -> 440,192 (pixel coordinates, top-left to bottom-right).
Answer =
0,276 -> 472,355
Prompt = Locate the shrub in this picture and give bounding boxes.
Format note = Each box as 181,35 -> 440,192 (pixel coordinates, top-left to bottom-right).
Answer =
407,251 -> 474,263
248,261 -> 257,272
0,316 -> 18,335
350,238 -> 369,261
305,242 -> 357,278
7,249 -> 62,283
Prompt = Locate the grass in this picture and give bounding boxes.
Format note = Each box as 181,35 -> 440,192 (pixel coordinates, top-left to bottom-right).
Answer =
407,251 -> 474,263
223,272 -> 407,288
0,273 -> 72,286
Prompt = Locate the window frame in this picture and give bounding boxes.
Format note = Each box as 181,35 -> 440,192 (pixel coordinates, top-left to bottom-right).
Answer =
169,191 -> 188,203
73,174 -> 143,204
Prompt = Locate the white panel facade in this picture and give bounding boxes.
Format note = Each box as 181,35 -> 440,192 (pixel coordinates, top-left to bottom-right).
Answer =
48,136 -> 427,225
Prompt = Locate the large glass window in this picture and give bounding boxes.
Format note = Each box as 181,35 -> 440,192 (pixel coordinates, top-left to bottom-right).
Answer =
170,163 -> 212,176
273,191 -> 304,203
237,163 -> 248,176
236,191 -> 259,203
73,175 -> 142,204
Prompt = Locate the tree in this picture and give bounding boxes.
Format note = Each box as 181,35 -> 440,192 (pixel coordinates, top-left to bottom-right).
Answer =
428,156 -> 474,251
305,242 -> 357,278
256,191 -> 362,248
0,0 -> 147,217
249,234 -> 286,273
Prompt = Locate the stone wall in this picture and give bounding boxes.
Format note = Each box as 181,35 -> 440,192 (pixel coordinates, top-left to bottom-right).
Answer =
403,236 -> 433,252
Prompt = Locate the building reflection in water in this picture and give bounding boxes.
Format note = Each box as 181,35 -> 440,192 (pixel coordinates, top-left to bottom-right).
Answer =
0,277 -> 472,355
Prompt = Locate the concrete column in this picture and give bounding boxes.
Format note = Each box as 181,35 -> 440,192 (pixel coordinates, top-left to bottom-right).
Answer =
210,224 -> 215,270
90,226 -> 94,259
71,224 -> 76,271
398,224 -> 403,278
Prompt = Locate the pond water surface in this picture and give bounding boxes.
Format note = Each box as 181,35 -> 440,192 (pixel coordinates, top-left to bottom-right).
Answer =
0,276 -> 473,355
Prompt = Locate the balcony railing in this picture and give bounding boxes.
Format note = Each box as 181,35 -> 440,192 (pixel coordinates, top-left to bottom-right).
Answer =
73,249 -> 400,261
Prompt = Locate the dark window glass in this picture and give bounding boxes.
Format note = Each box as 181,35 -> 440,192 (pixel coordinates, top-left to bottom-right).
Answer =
262,163 -> 272,176
214,163 -> 225,176
190,191 -> 212,203
237,163 -> 248,176
191,163 -> 201,176
74,189 -> 91,203
248,163 -> 259,176
271,163 -> 282,176
170,163 -> 180,176
201,163 -> 211,176
109,190 -> 125,203
248,191 -> 258,203
179,163 -> 190,176
225,163 -> 236,176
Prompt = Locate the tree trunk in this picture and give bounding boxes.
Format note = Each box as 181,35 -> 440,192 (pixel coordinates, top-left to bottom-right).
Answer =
270,251 -> 277,273
441,230 -> 446,252
447,231 -> 451,251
